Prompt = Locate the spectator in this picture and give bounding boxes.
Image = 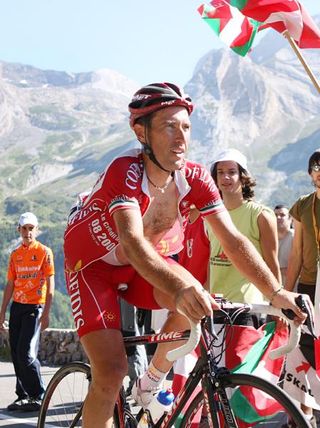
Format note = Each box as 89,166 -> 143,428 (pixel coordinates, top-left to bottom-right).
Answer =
208,148 -> 281,326
120,299 -> 148,395
282,150 -> 320,428
0,212 -> 55,412
274,205 -> 294,286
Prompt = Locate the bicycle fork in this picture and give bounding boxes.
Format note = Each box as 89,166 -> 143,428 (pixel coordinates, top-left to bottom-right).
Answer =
203,363 -> 239,428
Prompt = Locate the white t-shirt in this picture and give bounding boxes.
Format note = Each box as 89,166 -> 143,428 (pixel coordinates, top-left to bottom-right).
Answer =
278,229 -> 294,285
278,229 -> 294,269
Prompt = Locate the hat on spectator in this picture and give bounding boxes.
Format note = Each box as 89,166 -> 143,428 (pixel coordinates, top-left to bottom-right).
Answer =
18,212 -> 38,227
213,148 -> 248,171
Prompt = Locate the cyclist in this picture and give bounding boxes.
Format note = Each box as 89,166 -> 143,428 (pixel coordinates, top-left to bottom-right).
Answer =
63,82 -> 307,428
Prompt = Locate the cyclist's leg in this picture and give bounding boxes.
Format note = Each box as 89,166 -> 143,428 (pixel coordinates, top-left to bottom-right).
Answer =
149,261 -> 200,372
66,260 -> 128,428
122,259 -> 199,402
81,329 -> 127,428
150,311 -> 190,372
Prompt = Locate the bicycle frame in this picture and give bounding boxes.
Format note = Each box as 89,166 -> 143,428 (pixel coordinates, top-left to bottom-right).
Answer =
117,317 -> 231,428
117,312 -> 305,428
38,298 -> 313,428
116,327 -> 197,428
156,318 -> 241,428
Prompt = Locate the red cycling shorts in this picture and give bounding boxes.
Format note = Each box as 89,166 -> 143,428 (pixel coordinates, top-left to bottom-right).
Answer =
66,258 -> 177,338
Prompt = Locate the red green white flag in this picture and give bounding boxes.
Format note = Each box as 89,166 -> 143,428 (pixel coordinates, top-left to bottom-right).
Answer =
225,322 -> 287,425
198,0 -> 261,56
260,2 -> 320,48
227,0 -> 320,48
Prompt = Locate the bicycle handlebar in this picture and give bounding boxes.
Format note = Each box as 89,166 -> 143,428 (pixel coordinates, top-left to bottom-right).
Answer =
245,303 -> 300,360
166,294 -> 315,362
166,319 -> 201,362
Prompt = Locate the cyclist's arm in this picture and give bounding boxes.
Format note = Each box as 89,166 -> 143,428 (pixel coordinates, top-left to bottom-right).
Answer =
285,219 -> 302,292
0,279 -> 14,330
113,208 -> 217,321
258,209 -> 281,283
205,210 -> 305,320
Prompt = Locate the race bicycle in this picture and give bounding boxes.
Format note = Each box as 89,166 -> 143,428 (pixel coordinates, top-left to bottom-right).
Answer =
37,294 -> 316,428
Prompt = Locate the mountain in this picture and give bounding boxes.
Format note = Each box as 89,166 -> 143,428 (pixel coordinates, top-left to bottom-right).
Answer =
186,24 -> 320,205
1,26 -> 320,217
0,63 -> 140,220
0,25 -> 319,298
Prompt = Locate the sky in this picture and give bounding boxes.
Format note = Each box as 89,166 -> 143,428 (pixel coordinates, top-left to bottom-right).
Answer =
0,0 -> 319,87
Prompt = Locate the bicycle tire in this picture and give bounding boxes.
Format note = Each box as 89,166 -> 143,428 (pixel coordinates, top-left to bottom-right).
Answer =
37,361 -> 91,428
180,373 -> 310,428
38,361 -> 136,428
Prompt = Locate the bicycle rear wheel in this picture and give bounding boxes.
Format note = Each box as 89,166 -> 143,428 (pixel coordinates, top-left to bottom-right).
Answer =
180,373 -> 310,428
37,361 -> 91,428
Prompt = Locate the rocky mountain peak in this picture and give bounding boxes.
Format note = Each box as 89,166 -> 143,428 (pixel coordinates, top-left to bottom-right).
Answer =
0,24 -> 320,219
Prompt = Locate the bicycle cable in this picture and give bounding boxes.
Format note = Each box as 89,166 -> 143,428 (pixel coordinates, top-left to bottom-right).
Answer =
207,306 -> 250,365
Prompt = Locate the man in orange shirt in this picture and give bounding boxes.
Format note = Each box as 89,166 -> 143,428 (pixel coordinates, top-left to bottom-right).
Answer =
0,212 -> 55,412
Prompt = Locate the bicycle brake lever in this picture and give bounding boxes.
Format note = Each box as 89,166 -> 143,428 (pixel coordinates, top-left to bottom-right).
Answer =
202,316 -> 218,340
209,317 -> 218,340
282,294 -> 317,339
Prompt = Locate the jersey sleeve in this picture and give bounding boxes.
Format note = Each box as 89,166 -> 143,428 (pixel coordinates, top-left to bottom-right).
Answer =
188,165 -> 225,217
105,157 -> 143,217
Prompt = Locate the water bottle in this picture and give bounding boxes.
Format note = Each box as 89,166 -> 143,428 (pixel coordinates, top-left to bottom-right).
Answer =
147,388 -> 175,424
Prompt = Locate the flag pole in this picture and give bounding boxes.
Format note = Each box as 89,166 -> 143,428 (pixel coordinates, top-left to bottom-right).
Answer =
283,30 -> 320,95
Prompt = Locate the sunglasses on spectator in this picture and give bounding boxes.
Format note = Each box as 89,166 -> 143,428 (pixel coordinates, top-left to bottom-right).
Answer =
311,164 -> 320,172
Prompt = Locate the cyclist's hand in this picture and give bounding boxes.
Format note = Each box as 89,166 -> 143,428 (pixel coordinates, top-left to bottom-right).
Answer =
271,289 -> 308,325
175,286 -> 219,323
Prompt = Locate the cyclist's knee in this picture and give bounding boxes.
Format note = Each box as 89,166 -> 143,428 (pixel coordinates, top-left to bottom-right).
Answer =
89,357 -> 127,400
92,356 -> 128,385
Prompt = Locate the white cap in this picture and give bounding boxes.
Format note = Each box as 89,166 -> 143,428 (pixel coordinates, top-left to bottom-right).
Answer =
213,148 -> 248,171
18,212 -> 38,227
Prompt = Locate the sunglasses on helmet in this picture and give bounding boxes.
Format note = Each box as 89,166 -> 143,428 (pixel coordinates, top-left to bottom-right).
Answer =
311,164 -> 320,172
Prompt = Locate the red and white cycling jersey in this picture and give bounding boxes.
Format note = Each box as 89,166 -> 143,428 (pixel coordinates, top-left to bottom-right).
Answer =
64,148 -> 225,272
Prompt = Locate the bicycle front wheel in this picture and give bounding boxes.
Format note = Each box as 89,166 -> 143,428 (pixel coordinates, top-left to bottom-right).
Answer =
37,361 -> 91,428
180,373 -> 310,428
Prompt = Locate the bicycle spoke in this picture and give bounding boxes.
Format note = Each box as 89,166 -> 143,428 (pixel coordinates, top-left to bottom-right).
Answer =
39,366 -> 90,427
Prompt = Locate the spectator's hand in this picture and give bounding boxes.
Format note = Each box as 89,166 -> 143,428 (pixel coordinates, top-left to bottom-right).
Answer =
271,289 -> 309,325
0,315 -> 8,331
174,286 -> 220,324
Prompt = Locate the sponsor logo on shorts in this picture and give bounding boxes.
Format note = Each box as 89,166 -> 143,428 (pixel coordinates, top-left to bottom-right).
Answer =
103,311 -> 117,322
68,272 -> 85,331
